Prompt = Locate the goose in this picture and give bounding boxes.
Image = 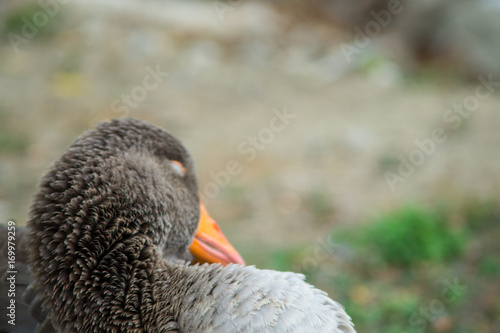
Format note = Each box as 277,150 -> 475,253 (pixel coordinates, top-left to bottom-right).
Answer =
0,118 -> 355,333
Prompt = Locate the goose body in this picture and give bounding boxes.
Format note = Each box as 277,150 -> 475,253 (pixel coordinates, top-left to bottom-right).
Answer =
166,263 -> 354,332
0,118 -> 355,332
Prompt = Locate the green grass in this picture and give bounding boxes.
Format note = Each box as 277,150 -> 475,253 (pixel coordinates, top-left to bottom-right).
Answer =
2,1 -> 63,42
362,205 -> 466,266
337,201 -> 499,332
250,199 -> 500,333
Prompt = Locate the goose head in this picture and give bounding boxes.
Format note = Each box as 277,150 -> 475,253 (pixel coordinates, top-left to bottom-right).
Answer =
27,118 -> 243,298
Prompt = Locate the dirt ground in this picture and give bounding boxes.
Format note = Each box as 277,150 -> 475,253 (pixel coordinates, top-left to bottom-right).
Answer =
1,0 -> 500,253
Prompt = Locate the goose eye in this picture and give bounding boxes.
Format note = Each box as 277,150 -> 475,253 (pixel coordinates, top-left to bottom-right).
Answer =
170,160 -> 186,176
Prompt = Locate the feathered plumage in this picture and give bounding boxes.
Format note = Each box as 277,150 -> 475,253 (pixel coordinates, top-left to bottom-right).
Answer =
0,118 -> 355,332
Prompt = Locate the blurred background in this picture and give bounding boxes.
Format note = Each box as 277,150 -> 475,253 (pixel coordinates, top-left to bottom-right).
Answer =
1,0 -> 500,331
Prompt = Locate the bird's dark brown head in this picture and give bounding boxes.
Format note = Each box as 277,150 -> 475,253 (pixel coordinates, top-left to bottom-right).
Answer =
28,118 -> 200,280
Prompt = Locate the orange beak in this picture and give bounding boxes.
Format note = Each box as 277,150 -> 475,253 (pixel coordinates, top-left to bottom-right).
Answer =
189,203 -> 245,266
